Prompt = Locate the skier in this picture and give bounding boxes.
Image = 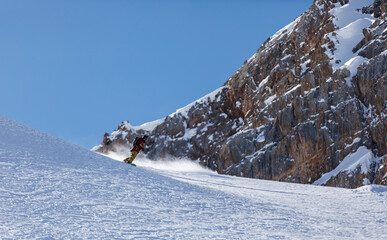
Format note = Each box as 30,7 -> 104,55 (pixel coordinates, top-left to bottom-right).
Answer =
123,135 -> 148,165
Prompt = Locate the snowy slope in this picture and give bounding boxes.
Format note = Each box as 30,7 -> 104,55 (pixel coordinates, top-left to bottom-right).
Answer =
1,115 -> 386,239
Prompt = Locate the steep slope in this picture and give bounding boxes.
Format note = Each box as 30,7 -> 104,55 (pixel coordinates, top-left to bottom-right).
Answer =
1,115 -> 387,239
93,0 -> 387,188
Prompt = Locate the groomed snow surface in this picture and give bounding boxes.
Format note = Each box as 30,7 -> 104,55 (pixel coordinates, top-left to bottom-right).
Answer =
1,115 -> 386,239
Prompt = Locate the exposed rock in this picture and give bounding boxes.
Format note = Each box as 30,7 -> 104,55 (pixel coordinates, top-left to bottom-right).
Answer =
94,0 -> 387,188
375,156 -> 387,185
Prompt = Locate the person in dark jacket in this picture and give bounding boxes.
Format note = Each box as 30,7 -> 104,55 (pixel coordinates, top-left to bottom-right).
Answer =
124,135 -> 148,164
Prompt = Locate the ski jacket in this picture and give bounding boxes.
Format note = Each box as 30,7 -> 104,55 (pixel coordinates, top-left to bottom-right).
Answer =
131,137 -> 146,153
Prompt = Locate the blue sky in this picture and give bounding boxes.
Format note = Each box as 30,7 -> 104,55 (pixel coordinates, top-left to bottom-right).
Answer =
0,0 -> 313,149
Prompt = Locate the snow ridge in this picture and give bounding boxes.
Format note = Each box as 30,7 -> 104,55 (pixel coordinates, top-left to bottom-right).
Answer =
119,86 -> 226,133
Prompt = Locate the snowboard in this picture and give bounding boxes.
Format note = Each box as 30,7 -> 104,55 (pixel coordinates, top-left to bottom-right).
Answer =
123,158 -> 136,167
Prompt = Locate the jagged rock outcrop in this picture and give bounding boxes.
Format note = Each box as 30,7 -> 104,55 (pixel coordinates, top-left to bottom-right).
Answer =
93,0 -> 387,188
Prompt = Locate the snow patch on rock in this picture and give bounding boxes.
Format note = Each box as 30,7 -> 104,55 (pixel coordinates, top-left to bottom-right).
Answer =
325,0 -> 375,80
313,146 -> 383,185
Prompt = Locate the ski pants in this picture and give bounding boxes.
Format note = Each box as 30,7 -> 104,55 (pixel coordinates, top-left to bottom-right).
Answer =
124,151 -> 138,164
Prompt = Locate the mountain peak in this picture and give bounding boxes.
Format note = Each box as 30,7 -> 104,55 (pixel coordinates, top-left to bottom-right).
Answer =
93,0 -> 387,188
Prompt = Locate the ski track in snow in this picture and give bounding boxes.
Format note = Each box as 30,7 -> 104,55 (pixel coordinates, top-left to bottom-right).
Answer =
1,115 -> 386,239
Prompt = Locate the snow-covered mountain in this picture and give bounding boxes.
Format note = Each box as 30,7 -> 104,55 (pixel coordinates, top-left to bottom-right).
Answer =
93,0 -> 387,188
1,115 -> 387,239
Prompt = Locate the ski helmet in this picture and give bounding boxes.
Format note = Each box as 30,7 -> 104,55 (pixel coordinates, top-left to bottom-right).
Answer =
143,135 -> 149,140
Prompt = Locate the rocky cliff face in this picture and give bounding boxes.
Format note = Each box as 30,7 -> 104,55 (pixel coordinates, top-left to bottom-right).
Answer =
93,0 -> 387,188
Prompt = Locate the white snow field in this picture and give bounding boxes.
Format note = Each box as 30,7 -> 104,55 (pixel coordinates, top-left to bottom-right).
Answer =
0,115 -> 386,239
